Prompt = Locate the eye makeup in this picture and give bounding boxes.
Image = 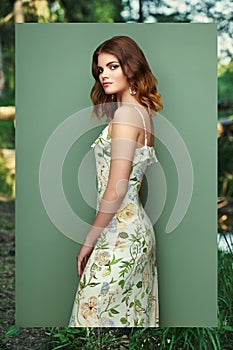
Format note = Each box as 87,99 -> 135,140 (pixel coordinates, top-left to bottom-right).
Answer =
97,61 -> 120,74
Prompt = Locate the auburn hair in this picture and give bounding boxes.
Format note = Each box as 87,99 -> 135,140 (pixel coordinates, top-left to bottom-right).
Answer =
90,35 -> 163,121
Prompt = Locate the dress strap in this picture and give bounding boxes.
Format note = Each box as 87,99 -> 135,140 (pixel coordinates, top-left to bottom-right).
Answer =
134,106 -> 147,146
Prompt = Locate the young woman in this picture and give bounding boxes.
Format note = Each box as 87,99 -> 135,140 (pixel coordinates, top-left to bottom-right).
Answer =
68,35 -> 163,327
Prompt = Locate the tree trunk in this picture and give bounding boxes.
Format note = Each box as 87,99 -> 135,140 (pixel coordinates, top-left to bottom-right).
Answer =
0,106 -> 15,120
138,0 -> 144,22
14,0 -> 24,23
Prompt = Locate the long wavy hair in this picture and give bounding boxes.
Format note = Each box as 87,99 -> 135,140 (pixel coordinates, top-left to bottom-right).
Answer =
90,35 -> 163,121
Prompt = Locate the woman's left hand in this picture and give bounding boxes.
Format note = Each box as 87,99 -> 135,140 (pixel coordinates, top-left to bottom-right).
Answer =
76,243 -> 94,277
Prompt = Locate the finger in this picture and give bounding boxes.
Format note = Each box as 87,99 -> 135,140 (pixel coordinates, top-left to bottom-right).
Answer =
78,260 -> 81,277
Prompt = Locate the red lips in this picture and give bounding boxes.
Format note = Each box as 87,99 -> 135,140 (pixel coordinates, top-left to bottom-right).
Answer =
103,82 -> 112,87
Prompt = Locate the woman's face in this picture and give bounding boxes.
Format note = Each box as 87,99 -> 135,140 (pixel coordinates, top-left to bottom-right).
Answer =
97,53 -> 129,98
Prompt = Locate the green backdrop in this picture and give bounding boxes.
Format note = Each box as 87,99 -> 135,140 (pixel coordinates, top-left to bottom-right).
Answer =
15,23 -> 217,327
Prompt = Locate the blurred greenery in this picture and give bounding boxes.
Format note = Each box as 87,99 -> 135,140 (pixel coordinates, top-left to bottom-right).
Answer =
218,61 -> 233,100
0,25 -> 15,104
218,135 -> 233,199
0,0 -> 232,349
0,1 -> 232,206
218,60 -> 233,119
0,120 -> 14,149
1,249 -> 232,349
218,61 -> 233,205
0,156 -> 13,196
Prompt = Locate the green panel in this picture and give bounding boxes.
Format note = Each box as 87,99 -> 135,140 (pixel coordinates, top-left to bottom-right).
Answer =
15,23 -> 217,326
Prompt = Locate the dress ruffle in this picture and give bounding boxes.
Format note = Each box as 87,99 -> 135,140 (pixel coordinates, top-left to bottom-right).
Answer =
91,125 -> 158,165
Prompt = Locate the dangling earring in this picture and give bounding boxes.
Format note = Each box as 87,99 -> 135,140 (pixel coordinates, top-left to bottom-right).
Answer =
111,94 -> 115,101
129,84 -> 137,96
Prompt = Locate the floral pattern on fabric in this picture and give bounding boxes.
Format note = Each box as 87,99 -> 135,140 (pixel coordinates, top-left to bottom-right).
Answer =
68,123 -> 159,327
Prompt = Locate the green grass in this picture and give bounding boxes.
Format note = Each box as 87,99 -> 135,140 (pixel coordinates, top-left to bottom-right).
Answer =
0,198 -> 232,349
4,249 -> 230,350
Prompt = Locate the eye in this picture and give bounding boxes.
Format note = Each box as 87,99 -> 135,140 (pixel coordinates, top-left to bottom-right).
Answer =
110,64 -> 119,70
97,67 -> 103,75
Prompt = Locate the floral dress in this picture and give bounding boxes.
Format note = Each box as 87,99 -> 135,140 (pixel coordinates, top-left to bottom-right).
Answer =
68,106 -> 159,327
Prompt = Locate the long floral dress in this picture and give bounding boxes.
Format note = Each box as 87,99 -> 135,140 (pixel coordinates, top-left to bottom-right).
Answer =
68,107 -> 159,327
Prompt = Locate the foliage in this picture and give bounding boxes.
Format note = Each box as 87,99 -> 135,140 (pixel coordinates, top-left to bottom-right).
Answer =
0,0 -> 125,104
0,24 -> 15,104
1,248 -> 231,349
0,2 -> 232,348
218,60 -> 233,201
218,60 -> 233,118
0,119 -> 14,149
218,135 -> 233,199
124,0 -> 232,63
1,0 -> 124,23
218,250 -> 233,327
0,155 -> 13,196
0,118 -> 15,197
58,0 -> 124,23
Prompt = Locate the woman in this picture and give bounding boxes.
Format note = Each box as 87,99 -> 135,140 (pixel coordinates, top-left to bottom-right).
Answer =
69,35 -> 163,327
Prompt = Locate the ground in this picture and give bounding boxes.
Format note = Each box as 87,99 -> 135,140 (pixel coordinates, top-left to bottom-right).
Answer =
0,199 -> 48,350
0,198 -> 130,350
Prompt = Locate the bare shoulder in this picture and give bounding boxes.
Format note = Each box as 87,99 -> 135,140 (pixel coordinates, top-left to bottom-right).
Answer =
110,106 -> 141,142
113,105 -> 142,129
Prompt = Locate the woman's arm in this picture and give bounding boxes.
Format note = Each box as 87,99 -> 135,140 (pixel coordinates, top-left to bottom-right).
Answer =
83,106 -> 140,246
76,106 -> 143,276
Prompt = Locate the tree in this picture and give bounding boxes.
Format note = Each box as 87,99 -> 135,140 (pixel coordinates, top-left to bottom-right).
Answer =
218,60 -> 233,117
59,0 -> 124,22
0,0 -> 125,102
123,0 -> 233,63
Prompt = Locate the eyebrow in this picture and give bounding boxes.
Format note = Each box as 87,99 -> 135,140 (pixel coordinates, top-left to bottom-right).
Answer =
97,61 -> 119,68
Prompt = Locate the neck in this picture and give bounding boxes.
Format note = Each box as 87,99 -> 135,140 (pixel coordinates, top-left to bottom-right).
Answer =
116,91 -> 137,105
116,99 -> 150,116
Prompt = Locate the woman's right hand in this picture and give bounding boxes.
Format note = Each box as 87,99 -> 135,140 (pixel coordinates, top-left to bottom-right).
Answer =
76,243 -> 94,277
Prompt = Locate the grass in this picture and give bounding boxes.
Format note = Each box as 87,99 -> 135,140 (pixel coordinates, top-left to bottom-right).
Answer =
0,199 -> 232,349
3,251 -> 232,350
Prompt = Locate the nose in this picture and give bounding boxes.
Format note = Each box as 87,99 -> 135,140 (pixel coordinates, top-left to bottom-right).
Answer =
101,67 -> 109,80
